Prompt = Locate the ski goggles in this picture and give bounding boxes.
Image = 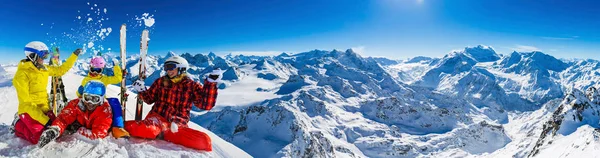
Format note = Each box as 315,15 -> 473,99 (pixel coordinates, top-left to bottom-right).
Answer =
24,47 -> 50,59
90,67 -> 103,74
82,93 -> 103,105
164,63 -> 178,71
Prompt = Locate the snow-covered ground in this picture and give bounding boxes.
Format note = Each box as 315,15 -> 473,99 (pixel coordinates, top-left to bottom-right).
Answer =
214,64 -> 283,110
0,66 -> 251,158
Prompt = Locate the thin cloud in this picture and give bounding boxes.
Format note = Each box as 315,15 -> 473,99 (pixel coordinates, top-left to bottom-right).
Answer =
351,46 -> 366,56
513,45 -> 541,52
541,36 -> 578,40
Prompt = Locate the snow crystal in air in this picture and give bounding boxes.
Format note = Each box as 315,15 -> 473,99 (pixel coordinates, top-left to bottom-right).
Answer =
144,18 -> 155,27
136,13 -> 156,27
87,42 -> 94,48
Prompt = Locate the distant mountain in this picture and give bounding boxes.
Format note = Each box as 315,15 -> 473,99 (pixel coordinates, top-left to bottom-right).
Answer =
462,45 -> 501,62
368,57 -> 400,66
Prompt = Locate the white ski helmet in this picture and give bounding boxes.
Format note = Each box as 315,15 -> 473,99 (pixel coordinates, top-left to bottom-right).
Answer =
24,41 -> 50,61
164,56 -> 189,74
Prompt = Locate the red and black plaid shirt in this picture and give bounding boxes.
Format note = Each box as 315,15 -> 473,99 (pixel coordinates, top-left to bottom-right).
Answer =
139,76 -> 218,125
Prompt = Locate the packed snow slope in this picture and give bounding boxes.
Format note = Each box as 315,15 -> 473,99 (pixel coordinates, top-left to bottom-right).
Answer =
0,65 -> 251,158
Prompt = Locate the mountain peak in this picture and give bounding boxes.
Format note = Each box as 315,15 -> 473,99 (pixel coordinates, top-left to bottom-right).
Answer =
405,56 -> 433,63
461,45 -> 500,62
345,48 -> 356,54
344,48 -> 362,58
208,52 -> 217,59
502,51 -> 568,73
165,51 -> 177,58
475,45 -> 492,49
278,52 -> 290,57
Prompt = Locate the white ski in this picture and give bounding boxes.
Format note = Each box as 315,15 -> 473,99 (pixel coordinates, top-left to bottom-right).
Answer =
119,24 -> 128,120
135,29 -> 149,121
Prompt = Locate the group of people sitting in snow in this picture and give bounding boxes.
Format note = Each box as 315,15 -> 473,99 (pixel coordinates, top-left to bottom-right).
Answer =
10,41 -> 224,151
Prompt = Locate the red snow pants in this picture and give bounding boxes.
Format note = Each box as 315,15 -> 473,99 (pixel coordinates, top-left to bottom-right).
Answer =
14,113 -> 55,144
124,112 -> 212,151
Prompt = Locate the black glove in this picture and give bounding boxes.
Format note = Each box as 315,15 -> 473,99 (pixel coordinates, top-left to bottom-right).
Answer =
72,48 -> 82,56
38,126 -> 60,148
9,113 -> 19,134
207,68 -> 225,83
208,74 -> 219,80
64,121 -> 82,135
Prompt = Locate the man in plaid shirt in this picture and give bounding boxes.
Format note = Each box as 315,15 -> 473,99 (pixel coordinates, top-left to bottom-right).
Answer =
125,56 -> 224,151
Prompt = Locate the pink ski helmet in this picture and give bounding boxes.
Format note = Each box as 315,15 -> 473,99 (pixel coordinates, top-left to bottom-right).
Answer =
90,57 -> 106,68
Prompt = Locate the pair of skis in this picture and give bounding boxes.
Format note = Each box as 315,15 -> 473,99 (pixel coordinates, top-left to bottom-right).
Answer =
49,48 -> 68,115
120,24 -> 149,121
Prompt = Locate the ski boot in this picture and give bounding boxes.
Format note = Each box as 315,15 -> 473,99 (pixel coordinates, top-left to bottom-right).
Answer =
112,127 -> 130,139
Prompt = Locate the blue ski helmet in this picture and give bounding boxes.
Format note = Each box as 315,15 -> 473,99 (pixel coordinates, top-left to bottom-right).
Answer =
83,80 -> 106,96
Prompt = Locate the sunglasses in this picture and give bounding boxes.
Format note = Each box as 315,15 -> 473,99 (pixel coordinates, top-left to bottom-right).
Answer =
90,67 -> 103,74
164,63 -> 178,71
82,93 -> 103,105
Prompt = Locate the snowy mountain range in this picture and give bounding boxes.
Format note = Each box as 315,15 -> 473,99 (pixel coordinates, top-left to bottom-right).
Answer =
2,45 -> 600,157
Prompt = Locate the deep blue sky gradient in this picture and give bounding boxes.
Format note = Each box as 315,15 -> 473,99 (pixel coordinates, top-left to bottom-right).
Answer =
0,0 -> 598,64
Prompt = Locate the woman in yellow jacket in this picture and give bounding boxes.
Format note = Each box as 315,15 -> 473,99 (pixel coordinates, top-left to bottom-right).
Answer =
75,56 -> 130,139
12,41 -> 81,144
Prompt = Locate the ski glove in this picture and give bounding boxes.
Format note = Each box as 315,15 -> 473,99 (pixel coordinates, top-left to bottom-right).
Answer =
64,121 -> 82,135
38,126 -> 60,148
207,68 -> 226,83
132,80 -> 147,92
9,113 -> 19,134
112,58 -> 120,66
72,48 -> 82,56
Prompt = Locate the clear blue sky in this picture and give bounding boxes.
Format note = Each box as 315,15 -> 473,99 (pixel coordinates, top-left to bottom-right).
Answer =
0,0 -> 599,64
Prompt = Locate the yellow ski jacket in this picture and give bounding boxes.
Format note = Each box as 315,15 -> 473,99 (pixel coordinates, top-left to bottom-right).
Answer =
76,65 -> 122,97
13,53 -> 78,125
